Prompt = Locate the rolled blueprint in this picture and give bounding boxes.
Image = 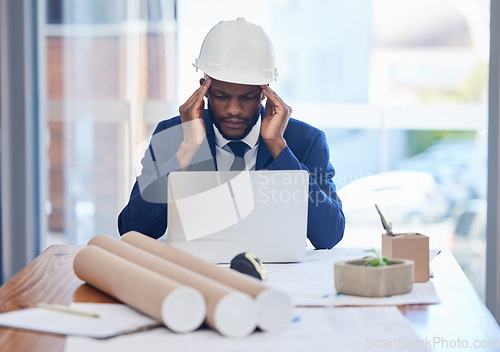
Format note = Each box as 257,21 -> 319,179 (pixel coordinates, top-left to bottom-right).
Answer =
88,234 -> 257,338
73,245 -> 205,333
121,231 -> 293,332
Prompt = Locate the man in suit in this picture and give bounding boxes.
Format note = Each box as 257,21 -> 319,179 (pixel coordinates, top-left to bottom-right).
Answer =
118,18 -> 345,249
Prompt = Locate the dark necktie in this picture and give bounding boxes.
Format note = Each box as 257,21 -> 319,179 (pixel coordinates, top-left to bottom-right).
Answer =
227,141 -> 248,171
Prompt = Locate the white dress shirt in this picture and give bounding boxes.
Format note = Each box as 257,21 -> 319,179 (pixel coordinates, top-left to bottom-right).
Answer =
213,117 -> 261,171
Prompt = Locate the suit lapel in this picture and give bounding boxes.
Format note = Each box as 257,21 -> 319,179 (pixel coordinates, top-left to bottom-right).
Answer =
255,105 -> 273,170
204,111 -> 218,170
256,135 -> 273,170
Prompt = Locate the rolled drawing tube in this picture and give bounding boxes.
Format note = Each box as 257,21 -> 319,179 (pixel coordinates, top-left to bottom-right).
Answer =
121,231 -> 294,332
73,245 -> 205,333
88,234 -> 257,338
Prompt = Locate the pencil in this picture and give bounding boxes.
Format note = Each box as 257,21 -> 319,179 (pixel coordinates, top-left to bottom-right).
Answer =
37,303 -> 100,318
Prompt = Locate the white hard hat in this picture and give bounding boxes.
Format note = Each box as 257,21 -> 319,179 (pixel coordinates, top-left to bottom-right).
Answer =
193,17 -> 277,85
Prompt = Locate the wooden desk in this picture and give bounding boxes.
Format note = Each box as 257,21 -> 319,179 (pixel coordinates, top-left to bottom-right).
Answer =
0,245 -> 499,352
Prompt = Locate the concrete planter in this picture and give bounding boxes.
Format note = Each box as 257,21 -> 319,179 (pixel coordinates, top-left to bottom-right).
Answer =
334,259 -> 414,297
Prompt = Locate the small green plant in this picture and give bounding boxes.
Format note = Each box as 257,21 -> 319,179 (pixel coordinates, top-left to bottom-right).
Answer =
363,249 -> 391,267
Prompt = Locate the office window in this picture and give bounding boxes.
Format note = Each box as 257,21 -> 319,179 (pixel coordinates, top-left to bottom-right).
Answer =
0,57 -> 2,284
40,0 -> 177,245
39,0 -> 489,299
176,0 -> 489,299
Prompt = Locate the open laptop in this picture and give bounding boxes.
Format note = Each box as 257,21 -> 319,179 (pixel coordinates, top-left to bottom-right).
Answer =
164,170 -> 309,263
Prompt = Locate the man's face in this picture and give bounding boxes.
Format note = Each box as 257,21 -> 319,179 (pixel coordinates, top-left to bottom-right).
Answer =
204,78 -> 262,140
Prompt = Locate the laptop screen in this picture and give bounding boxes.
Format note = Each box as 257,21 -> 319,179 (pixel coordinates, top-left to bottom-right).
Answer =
164,170 -> 309,263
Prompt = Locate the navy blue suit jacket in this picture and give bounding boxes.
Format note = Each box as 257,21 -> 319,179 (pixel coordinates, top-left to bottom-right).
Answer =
118,108 -> 345,249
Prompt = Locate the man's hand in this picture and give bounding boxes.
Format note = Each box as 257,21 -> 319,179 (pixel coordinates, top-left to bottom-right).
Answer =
177,78 -> 211,169
179,78 -> 211,145
260,85 -> 292,159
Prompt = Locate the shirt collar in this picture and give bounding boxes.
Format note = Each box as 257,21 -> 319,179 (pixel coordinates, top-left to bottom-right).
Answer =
214,115 -> 261,149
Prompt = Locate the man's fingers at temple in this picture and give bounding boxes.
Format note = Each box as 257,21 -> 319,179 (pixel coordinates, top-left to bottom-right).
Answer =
261,88 -> 292,116
180,81 -> 211,120
264,96 -> 276,116
187,78 -> 211,103
261,86 -> 284,106
187,80 -> 210,107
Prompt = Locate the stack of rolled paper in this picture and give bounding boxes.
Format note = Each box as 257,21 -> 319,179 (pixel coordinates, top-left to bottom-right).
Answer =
73,232 -> 293,338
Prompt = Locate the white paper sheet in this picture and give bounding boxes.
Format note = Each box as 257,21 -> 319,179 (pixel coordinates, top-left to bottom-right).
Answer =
264,248 -> 440,306
65,306 -> 429,352
300,281 -> 440,306
0,303 -> 159,338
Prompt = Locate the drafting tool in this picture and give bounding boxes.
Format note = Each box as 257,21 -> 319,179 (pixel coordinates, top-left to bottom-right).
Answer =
374,204 -> 394,237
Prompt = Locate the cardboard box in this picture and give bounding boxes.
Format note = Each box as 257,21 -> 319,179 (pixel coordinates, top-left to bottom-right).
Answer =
382,233 -> 429,283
